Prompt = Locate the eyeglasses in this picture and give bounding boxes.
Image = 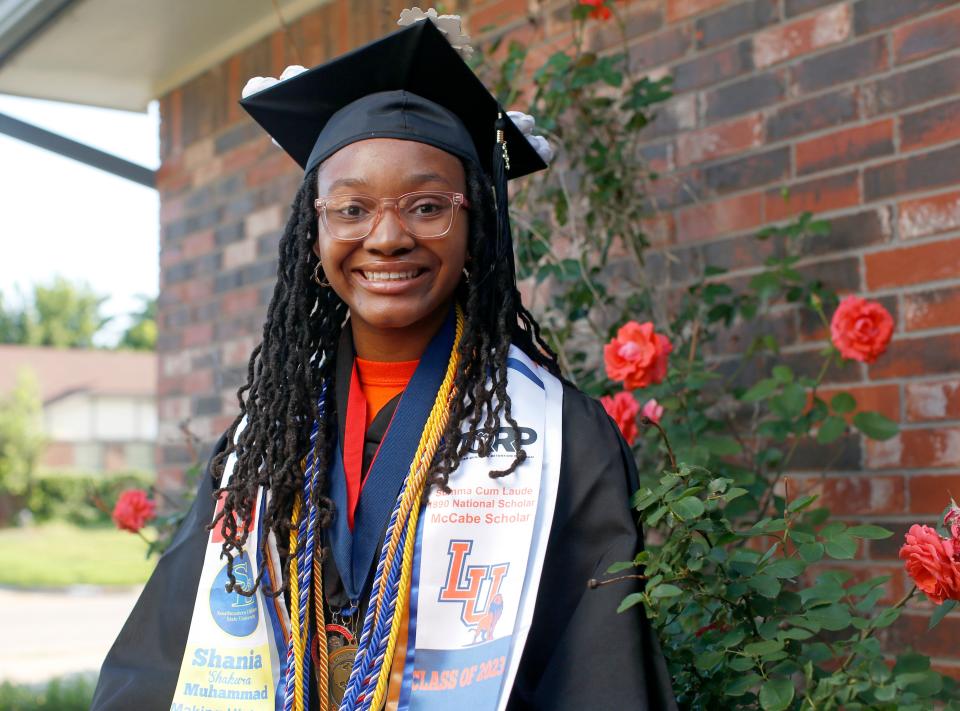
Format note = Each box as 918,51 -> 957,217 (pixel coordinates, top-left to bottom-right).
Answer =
314,191 -> 470,241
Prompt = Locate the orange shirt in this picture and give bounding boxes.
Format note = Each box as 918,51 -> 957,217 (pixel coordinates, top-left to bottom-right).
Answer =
353,357 -> 418,710
355,357 -> 419,427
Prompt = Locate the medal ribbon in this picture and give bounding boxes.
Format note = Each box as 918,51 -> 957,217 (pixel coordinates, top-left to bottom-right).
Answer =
285,306 -> 464,711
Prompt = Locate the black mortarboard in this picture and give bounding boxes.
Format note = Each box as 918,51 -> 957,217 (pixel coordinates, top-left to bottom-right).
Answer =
238,18 -> 547,181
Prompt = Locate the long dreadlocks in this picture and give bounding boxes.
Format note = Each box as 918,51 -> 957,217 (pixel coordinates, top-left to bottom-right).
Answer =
211,160 -> 559,595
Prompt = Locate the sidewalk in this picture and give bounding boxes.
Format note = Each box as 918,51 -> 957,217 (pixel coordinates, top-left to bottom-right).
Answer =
0,586 -> 141,684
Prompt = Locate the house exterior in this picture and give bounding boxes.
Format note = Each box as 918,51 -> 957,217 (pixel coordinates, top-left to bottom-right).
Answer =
1,0 -> 959,672
0,345 -> 157,473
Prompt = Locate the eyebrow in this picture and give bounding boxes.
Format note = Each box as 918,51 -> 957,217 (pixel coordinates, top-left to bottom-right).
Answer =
324,171 -> 455,193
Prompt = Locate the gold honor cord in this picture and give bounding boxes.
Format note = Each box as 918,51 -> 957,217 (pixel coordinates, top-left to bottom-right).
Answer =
287,306 -> 465,711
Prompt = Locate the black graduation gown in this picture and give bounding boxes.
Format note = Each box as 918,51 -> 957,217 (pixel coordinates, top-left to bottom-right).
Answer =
91,364 -> 677,710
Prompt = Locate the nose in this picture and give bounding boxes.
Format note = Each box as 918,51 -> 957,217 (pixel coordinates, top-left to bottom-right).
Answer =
362,203 -> 416,256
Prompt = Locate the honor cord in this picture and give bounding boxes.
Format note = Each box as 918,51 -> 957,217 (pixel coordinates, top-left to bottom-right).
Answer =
341,307 -> 464,710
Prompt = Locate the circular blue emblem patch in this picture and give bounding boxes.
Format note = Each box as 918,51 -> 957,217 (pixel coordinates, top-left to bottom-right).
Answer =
209,553 -> 259,637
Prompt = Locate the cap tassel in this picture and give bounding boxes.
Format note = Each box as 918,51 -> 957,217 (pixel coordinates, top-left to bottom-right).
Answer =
492,111 -> 518,293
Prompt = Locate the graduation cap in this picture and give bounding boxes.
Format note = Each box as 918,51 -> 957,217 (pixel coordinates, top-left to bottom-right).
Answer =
239,15 -> 549,279
238,18 -> 547,181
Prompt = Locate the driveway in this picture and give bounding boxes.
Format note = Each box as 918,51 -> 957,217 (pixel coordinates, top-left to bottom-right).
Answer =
0,586 -> 141,684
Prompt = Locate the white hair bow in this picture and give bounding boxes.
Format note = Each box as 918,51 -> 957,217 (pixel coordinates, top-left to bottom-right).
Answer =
507,110 -> 555,165
398,7 -> 473,58
241,65 -> 307,99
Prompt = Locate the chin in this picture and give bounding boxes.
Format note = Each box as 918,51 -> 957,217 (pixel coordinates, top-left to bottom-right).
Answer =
353,302 -> 441,331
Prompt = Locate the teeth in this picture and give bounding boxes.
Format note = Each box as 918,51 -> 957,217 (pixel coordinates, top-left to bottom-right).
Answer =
363,270 -> 419,281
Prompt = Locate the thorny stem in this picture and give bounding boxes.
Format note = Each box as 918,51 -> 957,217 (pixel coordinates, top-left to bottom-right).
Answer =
755,355 -> 833,521
644,416 -> 677,470
836,586 -> 918,674
587,573 -> 648,589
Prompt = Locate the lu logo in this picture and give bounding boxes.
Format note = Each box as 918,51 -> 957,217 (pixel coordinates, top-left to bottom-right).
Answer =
438,540 -> 509,644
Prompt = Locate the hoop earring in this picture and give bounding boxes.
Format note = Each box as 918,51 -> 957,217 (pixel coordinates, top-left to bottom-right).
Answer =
312,261 -> 330,288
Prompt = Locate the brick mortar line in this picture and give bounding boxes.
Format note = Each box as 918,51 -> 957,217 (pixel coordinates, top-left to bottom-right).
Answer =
654,227 -> 960,286
786,471 -> 960,481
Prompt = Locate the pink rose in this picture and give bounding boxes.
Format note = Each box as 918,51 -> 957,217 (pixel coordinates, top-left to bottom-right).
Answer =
946,500 -> 960,542
899,524 -> 960,605
601,391 -> 640,445
112,489 -> 156,533
641,398 -> 664,425
603,321 -> 673,390
830,296 -> 894,364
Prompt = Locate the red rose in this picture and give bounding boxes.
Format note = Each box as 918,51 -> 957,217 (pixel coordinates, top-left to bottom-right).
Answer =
603,321 -> 673,390
899,524 -> 960,605
579,0 -> 612,20
830,296 -> 894,364
601,391 -> 640,445
112,489 -> 157,533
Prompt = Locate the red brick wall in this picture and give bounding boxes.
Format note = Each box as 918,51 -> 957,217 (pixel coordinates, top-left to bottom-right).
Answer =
156,0 -> 960,671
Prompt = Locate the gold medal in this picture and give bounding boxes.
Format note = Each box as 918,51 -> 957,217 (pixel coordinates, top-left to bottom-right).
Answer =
328,641 -> 358,706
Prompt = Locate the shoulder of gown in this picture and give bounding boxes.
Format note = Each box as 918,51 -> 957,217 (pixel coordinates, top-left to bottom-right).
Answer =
89,433 -> 228,711
507,382 -> 677,710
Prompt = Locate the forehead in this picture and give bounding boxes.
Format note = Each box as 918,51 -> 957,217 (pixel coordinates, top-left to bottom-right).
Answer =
316,138 -> 465,190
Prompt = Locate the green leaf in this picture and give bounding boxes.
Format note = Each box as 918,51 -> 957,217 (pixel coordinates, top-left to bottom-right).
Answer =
853,411 -> 899,440
817,415 -> 847,444
672,497 -> 705,521
742,378 -> 778,403
775,382 -> 807,418
759,679 -> 795,711
725,673 -> 761,696
606,560 -> 636,574
773,365 -> 793,383
694,650 -> 725,671
616,592 -> 644,613
748,574 -> 782,598
765,558 -> 806,579
893,652 -> 930,675
650,583 -> 682,599
724,487 -> 748,502
847,524 -> 893,540
874,685 -> 897,702
831,392 -> 857,414
745,639 -> 784,656
929,599 -> 958,630
702,435 -> 743,456
872,607 -> 901,628
825,533 -> 857,559
787,493 -> 819,513
807,604 -> 852,631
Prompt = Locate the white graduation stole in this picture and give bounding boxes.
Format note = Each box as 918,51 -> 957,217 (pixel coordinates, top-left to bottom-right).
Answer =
398,345 -> 564,711
170,442 -> 287,711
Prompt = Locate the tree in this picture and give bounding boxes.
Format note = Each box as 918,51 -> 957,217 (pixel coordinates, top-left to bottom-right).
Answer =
0,277 -> 110,348
117,295 -> 157,351
0,369 -> 45,523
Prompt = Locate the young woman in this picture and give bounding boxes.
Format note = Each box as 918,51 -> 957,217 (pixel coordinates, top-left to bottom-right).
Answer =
92,14 -> 675,711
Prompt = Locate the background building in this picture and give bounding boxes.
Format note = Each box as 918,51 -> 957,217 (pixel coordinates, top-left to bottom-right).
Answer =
0,345 -> 157,473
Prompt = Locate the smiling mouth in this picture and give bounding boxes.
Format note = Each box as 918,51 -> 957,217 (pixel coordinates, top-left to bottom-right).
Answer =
360,269 -> 427,282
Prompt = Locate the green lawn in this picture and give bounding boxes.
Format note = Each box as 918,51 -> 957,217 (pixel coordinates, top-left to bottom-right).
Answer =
0,523 -> 156,588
